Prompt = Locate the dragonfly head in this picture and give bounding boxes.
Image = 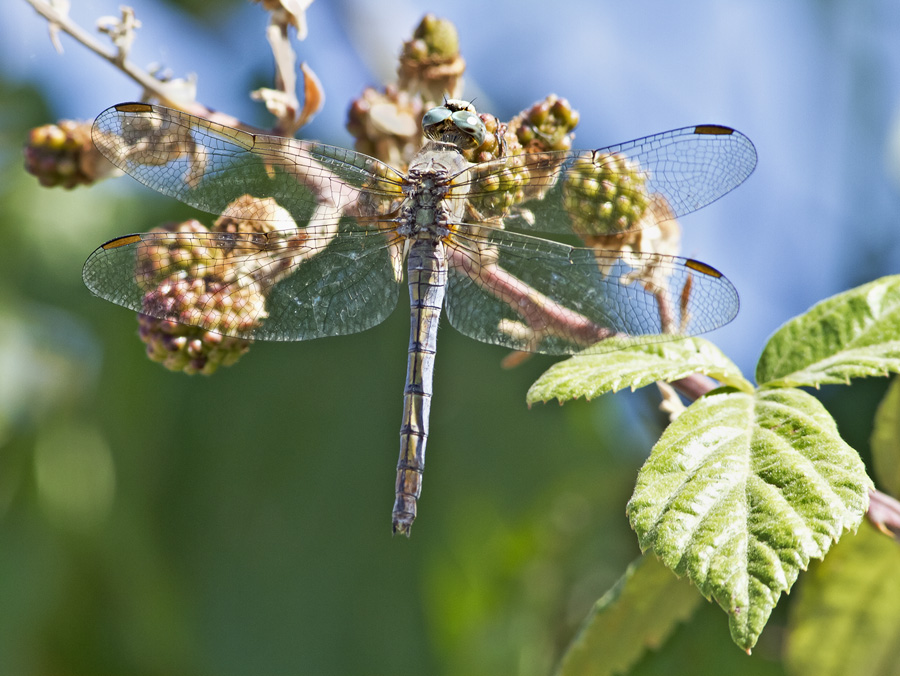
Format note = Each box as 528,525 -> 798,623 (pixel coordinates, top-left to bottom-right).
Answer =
422,99 -> 486,150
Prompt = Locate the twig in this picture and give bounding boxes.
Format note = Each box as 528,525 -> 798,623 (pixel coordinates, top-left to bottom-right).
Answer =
27,1 -> 179,105
447,244 -> 615,351
865,487 -> 900,541
25,0 -> 263,131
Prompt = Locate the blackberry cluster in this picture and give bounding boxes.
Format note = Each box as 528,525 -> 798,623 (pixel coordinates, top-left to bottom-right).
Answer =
563,152 -> 649,236
24,119 -> 109,189
136,196 -> 298,375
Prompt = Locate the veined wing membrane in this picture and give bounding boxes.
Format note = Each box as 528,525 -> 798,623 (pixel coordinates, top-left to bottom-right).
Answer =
444,227 -> 739,355
92,103 -> 407,225
452,125 -> 757,236
82,224 -> 401,341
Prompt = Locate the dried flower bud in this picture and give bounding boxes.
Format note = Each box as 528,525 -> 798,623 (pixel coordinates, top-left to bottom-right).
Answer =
251,0 -> 312,37
346,85 -> 425,170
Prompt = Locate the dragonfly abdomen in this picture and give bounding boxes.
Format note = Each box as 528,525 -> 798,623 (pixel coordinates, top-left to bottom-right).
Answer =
393,238 -> 448,536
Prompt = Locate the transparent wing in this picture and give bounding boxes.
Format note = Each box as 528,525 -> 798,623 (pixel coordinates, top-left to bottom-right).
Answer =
454,125 -> 756,235
82,224 -> 401,341
88,103 -> 406,341
444,227 -> 739,355
92,103 -> 407,225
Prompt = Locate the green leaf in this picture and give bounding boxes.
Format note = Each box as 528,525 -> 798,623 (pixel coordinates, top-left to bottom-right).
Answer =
756,275 -> 900,387
627,388 -> 872,651
871,376 -> 900,497
527,337 -> 752,404
786,522 -> 900,676
555,554 -> 702,676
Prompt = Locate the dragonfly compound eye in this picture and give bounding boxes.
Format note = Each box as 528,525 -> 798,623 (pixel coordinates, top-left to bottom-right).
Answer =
450,110 -> 486,148
422,106 -> 452,140
421,105 -> 484,149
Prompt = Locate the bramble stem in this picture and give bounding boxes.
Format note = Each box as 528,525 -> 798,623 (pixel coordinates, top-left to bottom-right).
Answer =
25,0 -> 267,132
26,1 -> 182,106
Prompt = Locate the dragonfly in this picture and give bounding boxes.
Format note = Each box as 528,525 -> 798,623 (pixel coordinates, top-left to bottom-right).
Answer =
83,99 -> 756,535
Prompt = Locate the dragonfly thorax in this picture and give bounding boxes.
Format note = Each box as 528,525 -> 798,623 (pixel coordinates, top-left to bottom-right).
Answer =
398,179 -> 453,240
400,143 -> 471,240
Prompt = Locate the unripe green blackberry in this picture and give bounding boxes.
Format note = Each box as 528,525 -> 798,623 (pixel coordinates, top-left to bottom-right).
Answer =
24,120 -> 110,188
578,195 -> 682,294
133,192 -> 299,376
397,14 -> 465,104
460,114 -> 530,218
406,13 -> 459,59
139,274 -> 265,375
138,313 -> 254,376
563,152 -> 649,236
135,219 -> 224,289
509,95 -> 580,153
